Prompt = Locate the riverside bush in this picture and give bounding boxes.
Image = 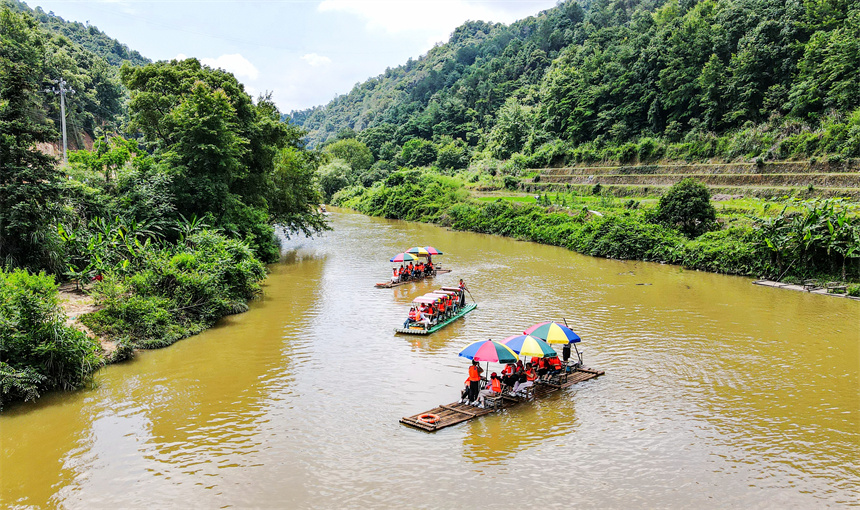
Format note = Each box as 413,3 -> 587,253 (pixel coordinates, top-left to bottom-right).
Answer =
335,170 -> 859,283
81,230 -> 266,348
0,269 -> 101,408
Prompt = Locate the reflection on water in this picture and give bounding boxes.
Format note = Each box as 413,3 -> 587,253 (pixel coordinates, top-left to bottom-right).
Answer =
1,209 -> 858,508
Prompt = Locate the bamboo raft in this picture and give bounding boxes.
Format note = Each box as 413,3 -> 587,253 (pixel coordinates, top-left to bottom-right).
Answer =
374,269 -> 452,288
400,367 -> 605,432
394,303 -> 477,335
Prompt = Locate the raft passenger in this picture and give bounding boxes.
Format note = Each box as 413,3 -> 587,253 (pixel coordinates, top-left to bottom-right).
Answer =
478,373 -> 503,407
513,363 -> 537,395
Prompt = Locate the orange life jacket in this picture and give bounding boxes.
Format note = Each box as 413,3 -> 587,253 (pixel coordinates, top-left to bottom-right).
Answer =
491,378 -> 502,393
468,365 -> 481,382
526,369 -> 537,381
408,308 -> 418,320
502,365 -> 514,375
549,357 -> 562,369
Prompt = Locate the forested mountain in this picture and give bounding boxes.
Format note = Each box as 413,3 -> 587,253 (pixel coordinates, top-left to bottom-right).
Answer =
1,0 -> 147,146
2,0 -> 149,67
292,0 -> 859,171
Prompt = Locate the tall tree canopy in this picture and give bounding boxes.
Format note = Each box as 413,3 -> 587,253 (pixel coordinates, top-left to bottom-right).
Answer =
0,7 -> 62,270
121,59 -> 326,260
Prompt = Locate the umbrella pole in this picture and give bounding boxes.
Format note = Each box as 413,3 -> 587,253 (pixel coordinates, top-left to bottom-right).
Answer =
573,343 -> 582,366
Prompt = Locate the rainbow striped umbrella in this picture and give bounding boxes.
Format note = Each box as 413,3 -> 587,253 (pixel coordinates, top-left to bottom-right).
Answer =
406,246 -> 430,256
524,321 -> 581,345
458,339 -> 518,364
390,252 -> 420,263
423,246 -> 443,255
502,334 -> 557,357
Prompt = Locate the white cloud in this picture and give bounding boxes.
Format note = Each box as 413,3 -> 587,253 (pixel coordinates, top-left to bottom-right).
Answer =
200,53 -> 259,80
301,53 -> 333,67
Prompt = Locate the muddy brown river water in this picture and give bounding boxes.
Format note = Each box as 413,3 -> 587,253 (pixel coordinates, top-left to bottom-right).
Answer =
2,209 -> 858,508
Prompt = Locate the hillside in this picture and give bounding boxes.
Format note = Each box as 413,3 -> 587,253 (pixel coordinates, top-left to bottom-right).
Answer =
291,0 -> 859,183
3,0 -> 149,67
1,0 -> 144,147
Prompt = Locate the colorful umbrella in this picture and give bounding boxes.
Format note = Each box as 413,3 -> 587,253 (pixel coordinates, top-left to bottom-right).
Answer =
406,246 -> 430,256
458,339 -> 518,364
423,246 -> 443,255
524,321 -> 581,345
390,252 -> 420,263
502,334 -> 557,357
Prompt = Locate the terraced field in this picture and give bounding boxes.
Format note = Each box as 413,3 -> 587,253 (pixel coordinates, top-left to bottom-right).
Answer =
527,161 -> 860,199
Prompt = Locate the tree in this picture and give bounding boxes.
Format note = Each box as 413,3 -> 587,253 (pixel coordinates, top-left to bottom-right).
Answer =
0,8 -> 62,271
657,178 -> 716,238
268,146 -> 327,236
436,138 -> 470,170
318,159 -> 352,201
120,59 -> 327,259
398,138 -> 437,167
324,138 -> 373,172
488,98 -> 531,158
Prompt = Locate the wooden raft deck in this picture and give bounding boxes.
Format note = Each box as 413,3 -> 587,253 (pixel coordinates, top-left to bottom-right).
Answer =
400,367 -> 605,432
394,303 -> 477,335
374,269 -> 452,288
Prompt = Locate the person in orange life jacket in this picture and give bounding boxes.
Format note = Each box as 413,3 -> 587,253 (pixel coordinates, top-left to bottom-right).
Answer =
538,356 -> 552,378
427,260 -> 434,275
417,305 -> 432,328
478,373 -> 503,407
403,305 -> 419,328
547,355 -> 563,373
513,363 -> 537,394
391,267 -> 399,283
467,360 -> 484,403
501,363 -> 517,388
437,297 -> 447,319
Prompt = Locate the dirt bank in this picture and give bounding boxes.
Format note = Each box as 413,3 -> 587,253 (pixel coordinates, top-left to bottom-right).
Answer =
57,283 -> 115,354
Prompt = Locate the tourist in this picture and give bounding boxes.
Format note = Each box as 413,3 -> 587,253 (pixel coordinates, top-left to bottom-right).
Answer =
513,363 -> 537,395
501,363 -> 517,388
467,360 -> 483,403
403,305 -> 419,328
391,268 -> 399,284
478,373 -> 503,407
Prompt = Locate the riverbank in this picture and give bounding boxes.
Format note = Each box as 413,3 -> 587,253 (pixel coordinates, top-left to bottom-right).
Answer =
0,230 -> 267,408
58,283 -> 114,355
332,170 -> 860,290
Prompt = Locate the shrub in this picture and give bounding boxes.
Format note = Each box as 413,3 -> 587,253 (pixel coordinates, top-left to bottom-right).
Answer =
657,179 -> 716,238
82,230 -> 266,348
0,268 -> 101,408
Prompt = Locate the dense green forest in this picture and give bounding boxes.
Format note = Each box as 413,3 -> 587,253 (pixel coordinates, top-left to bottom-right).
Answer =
0,0 -> 140,147
0,6 -> 326,407
293,0 -> 859,186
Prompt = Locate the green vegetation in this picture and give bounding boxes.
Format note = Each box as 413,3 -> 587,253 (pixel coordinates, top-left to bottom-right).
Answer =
2,0 -> 149,67
293,0 -> 860,177
0,7 -> 327,407
657,178 -> 716,237
0,268 -> 101,409
80,230 -> 266,348
334,171 -> 859,283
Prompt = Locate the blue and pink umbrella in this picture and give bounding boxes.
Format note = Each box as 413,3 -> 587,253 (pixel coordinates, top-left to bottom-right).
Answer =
458,339 -> 518,364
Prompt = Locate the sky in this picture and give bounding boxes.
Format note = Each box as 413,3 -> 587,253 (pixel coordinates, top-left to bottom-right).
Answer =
28,0 -> 560,113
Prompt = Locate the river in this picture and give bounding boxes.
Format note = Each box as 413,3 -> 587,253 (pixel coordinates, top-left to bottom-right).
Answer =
2,209 -> 858,508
